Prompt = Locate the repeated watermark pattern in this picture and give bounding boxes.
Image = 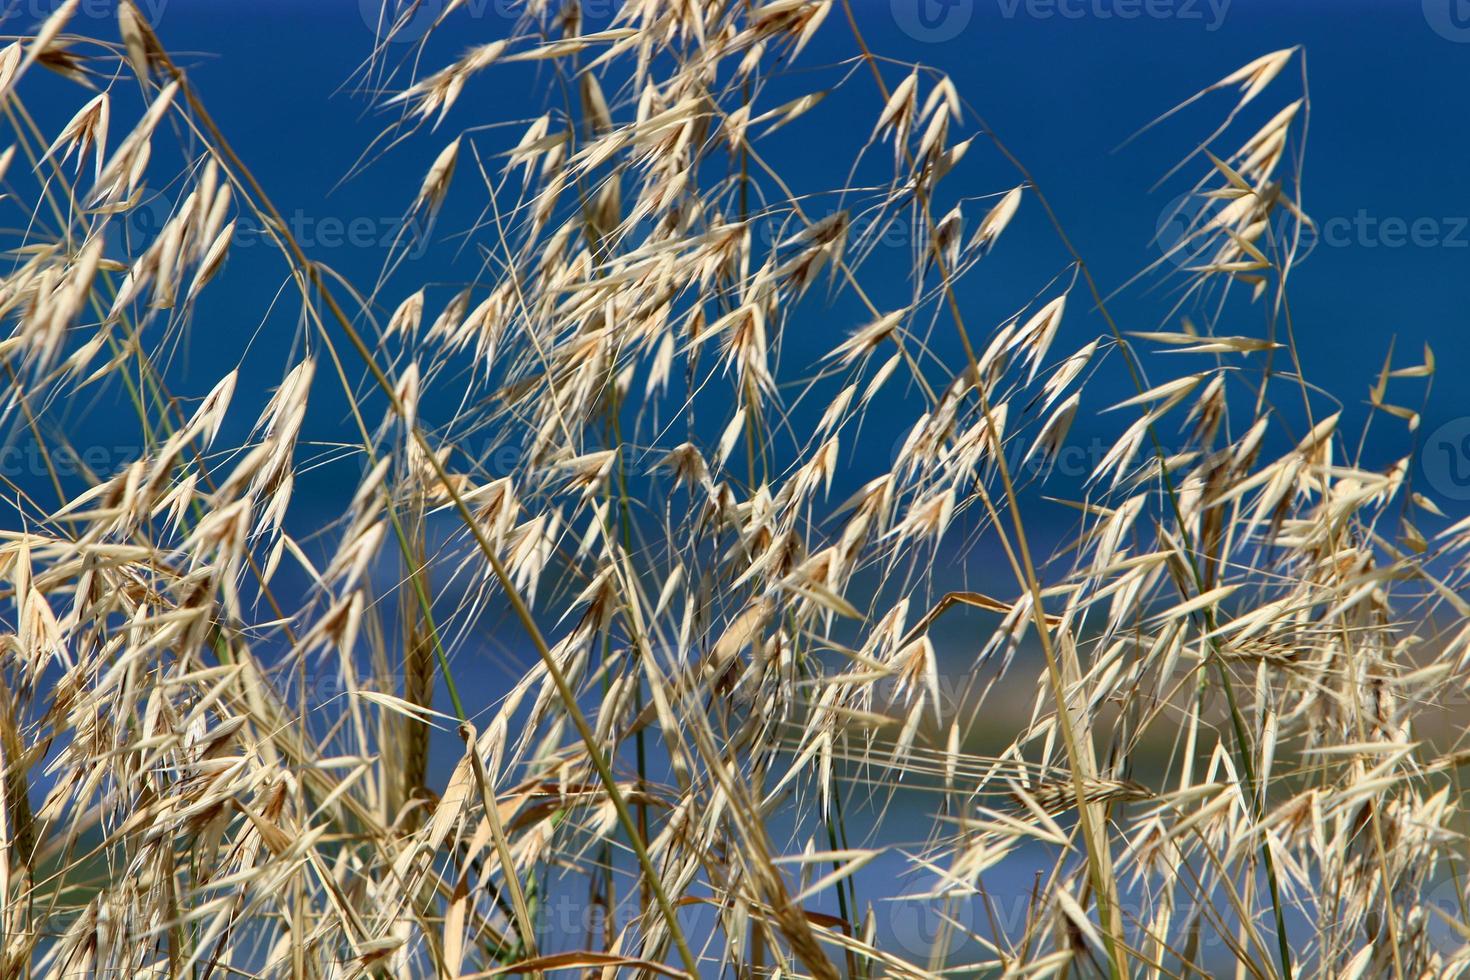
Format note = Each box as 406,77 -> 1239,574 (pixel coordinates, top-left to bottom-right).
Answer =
496,885 -> 1296,958
884,415 -> 1470,516
10,423 -> 1467,513
0,886 -> 1307,961
0,437 -> 528,484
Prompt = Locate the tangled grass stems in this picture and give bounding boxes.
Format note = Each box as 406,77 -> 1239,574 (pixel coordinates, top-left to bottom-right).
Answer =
0,1 -> 1467,977
832,11 -> 1130,972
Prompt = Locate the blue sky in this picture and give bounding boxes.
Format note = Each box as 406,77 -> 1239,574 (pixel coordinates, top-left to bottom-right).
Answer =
114,0 -> 1467,475
14,0 -> 1470,676
10,0 -> 1462,623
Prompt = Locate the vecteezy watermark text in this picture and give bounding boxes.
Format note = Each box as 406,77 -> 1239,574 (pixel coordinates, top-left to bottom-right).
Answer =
1157,197 -> 1469,268
27,0 -> 170,22
997,0 -> 1229,29
361,0 -> 623,43
0,442 -> 142,480
1318,211 -> 1470,250
894,0 -> 1229,44
108,190 -> 433,263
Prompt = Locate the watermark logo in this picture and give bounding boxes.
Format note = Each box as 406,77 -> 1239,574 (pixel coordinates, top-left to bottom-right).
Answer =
103,187 -> 176,262
892,0 -> 974,42
361,0 -> 451,44
1423,418 -> 1470,502
1424,0 -> 1470,42
1423,868 -> 1470,955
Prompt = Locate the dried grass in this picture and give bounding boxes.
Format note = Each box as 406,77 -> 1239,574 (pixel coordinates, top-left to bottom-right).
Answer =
0,2 -> 1462,977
